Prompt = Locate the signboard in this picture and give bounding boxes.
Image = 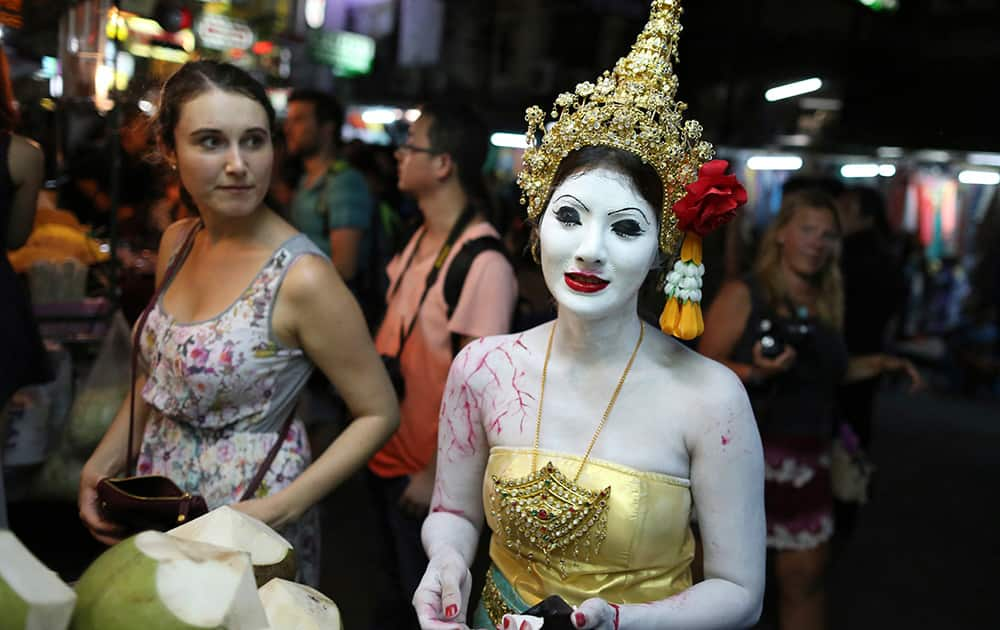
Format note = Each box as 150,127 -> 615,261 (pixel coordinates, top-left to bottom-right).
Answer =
0,0 -> 22,29
398,0 -> 442,67
308,30 -> 376,77
195,13 -> 255,50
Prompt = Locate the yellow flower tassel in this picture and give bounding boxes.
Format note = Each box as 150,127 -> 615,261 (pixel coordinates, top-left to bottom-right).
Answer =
660,231 -> 706,340
659,295 -> 681,336
680,231 -> 703,266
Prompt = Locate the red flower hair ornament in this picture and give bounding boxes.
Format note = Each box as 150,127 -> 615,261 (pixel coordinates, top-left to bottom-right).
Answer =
660,159 -> 748,340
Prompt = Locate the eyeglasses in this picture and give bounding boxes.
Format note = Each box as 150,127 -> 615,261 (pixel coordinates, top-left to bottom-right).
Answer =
396,143 -> 440,156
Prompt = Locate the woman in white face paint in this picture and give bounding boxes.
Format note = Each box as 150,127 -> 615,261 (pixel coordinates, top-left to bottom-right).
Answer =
413,146 -> 766,630
413,2 -> 764,627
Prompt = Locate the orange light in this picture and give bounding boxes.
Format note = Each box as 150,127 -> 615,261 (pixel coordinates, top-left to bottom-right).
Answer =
252,40 -> 273,55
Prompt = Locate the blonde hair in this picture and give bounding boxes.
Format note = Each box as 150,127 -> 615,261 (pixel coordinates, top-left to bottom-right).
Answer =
753,190 -> 844,329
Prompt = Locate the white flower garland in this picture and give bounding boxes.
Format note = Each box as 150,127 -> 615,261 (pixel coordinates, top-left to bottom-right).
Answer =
664,259 -> 705,304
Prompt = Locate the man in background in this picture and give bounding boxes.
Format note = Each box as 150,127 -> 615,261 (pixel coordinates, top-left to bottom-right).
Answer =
284,90 -> 377,307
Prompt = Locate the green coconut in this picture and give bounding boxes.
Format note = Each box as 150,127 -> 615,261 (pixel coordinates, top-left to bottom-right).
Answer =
168,506 -> 296,587
0,530 -> 76,630
70,530 -> 269,630
258,578 -> 343,630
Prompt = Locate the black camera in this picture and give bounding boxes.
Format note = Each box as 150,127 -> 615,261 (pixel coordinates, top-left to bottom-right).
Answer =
758,317 -> 815,359
380,354 -> 406,398
521,594 -> 575,630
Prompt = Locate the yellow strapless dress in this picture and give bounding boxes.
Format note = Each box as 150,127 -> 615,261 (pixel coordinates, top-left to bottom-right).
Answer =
479,447 -> 694,621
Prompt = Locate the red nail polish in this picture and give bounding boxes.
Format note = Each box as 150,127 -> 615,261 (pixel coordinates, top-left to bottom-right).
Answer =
520,622 -> 530,630
503,619 -> 510,629
574,611 -> 587,628
445,604 -> 458,618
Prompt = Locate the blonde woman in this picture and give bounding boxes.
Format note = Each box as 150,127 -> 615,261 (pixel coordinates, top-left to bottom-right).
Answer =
699,189 -> 921,630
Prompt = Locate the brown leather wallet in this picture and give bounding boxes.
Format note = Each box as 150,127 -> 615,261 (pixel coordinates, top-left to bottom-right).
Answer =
96,474 -> 209,533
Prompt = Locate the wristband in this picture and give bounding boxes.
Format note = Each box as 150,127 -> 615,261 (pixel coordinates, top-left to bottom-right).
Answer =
609,603 -> 620,630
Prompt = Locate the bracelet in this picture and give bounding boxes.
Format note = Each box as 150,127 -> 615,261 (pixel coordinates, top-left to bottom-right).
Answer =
610,603 -> 620,630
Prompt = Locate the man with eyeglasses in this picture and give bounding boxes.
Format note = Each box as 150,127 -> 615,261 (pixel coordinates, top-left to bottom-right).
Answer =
367,103 -> 518,629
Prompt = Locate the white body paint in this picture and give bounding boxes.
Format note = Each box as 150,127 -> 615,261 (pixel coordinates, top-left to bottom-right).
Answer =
415,166 -> 767,630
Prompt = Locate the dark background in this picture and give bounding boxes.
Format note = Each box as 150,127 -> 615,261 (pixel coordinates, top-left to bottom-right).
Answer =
12,0 -> 1000,153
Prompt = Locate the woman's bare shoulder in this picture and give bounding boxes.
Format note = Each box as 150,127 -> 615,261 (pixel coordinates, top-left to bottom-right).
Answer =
450,326 -> 545,387
649,330 -> 750,417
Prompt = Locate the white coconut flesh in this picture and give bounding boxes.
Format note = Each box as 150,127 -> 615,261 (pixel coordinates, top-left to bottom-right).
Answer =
71,531 -> 269,630
168,506 -> 295,584
258,578 -> 343,630
0,530 -> 76,630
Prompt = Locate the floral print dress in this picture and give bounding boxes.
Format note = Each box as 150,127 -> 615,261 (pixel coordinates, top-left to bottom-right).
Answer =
136,223 -> 324,586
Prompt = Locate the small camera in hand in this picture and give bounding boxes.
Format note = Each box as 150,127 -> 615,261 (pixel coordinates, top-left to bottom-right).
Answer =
758,318 -> 785,359
758,316 -> 815,359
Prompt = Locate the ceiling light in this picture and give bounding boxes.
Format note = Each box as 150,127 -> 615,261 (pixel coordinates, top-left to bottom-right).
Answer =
361,108 -> 401,125
776,134 -> 811,147
958,170 -> 1000,185
877,146 -> 904,158
967,153 -> 1000,167
878,164 -> 896,177
914,149 -> 951,163
765,78 -> 822,102
841,163 -> 879,178
490,132 -> 527,149
747,156 -> 803,171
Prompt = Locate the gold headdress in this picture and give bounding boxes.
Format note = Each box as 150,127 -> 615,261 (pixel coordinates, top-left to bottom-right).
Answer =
517,0 -> 746,340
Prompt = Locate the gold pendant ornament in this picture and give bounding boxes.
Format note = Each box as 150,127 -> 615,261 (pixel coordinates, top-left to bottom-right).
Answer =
491,462 -> 610,578
491,323 -> 643,578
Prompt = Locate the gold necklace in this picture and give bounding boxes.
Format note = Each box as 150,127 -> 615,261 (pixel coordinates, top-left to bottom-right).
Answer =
490,321 -> 645,577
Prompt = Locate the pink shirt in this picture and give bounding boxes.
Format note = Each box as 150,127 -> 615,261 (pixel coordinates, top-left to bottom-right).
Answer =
369,222 -> 518,478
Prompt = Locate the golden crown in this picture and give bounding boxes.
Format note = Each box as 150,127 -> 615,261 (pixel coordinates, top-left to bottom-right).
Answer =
517,0 -> 714,255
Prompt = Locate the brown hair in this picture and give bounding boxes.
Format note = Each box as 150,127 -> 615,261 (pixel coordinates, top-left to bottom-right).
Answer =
753,189 -> 844,329
155,60 -> 275,153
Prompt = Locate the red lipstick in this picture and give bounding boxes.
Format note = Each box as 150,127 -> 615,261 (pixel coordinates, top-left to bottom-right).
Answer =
564,272 -> 609,293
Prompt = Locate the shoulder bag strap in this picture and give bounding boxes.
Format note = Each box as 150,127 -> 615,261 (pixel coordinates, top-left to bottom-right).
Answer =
239,409 -> 295,501
126,220 -> 201,474
393,206 -> 475,357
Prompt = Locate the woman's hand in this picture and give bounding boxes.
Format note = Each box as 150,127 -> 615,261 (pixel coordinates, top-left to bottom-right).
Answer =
750,341 -> 797,380
567,598 -> 619,629
880,354 -> 924,392
78,461 -> 126,546
413,548 -> 473,629
231,491 -> 299,530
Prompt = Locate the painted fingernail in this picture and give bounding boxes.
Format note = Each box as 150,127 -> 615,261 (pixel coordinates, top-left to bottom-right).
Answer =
520,622 -> 531,630
574,611 -> 587,628
445,604 -> 458,618
503,619 -> 510,629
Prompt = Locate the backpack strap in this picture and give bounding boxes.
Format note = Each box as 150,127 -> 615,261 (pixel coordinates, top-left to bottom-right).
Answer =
444,236 -> 513,355
443,236 -> 511,319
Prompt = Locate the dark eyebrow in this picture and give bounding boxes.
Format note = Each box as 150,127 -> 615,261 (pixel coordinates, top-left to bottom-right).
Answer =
608,207 -> 651,225
189,127 -> 269,136
552,194 -> 590,213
